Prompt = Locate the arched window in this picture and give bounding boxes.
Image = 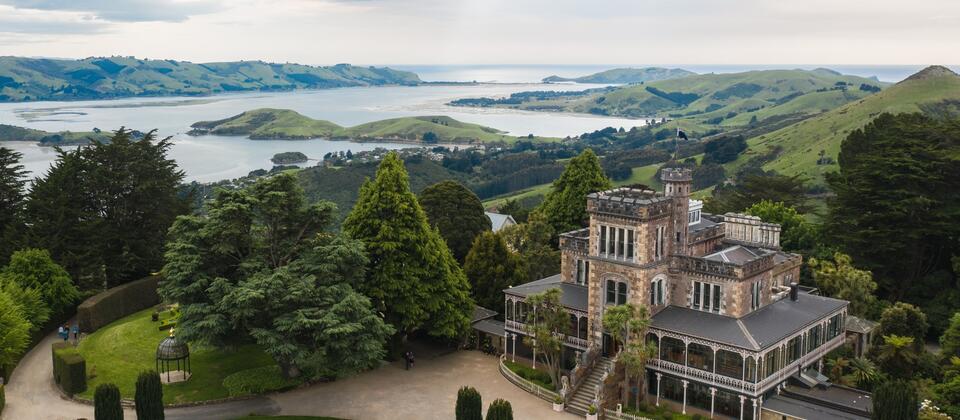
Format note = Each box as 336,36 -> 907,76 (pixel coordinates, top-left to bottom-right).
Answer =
649,277 -> 665,306
606,279 -> 628,305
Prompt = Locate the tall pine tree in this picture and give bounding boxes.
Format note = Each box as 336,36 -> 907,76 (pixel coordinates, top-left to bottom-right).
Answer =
343,152 -> 473,341
536,148 -> 611,234
0,147 -> 26,265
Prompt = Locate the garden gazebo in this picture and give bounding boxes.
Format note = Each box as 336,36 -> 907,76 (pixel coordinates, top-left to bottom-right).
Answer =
156,329 -> 191,383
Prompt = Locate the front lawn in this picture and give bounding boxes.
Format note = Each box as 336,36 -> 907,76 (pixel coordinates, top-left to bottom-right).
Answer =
77,307 -> 280,404
503,360 -> 556,391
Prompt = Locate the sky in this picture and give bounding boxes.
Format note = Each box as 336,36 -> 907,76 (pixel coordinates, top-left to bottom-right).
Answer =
0,0 -> 958,66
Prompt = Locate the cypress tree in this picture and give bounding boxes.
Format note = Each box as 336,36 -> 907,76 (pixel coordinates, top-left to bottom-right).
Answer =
0,147 -> 26,265
873,380 -> 918,420
455,386 -> 482,420
343,152 -> 472,341
94,383 -> 123,420
536,148 -> 611,234
485,399 -> 513,420
135,370 -> 164,420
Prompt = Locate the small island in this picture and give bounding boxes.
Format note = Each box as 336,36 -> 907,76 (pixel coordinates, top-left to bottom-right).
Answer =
271,151 -> 309,164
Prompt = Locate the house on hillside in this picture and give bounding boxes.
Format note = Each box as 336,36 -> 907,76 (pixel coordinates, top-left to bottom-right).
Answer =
485,211 -> 517,232
502,168 -> 870,419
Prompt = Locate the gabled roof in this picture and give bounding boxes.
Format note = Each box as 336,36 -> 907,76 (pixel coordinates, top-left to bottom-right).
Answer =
472,305 -> 498,323
503,274 -> 588,312
485,212 -> 517,232
703,245 -> 771,264
651,292 -> 848,350
845,315 -> 879,334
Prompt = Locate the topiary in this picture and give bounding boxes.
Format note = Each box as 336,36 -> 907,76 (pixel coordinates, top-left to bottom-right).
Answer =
456,386 -> 482,420
135,370 -> 164,420
485,398 -> 513,420
94,383 -> 123,420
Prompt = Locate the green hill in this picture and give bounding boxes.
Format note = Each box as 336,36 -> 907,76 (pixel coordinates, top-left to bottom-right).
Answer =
191,109 -> 553,144
0,124 -> 111,145
190,108 -> 342,139
733,65 -> 960,186
542,67 -> 695,84
455,69 -> 886,127
0,56 -> 421,102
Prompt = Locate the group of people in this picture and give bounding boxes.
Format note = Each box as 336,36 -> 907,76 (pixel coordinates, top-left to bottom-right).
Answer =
58,323 -> 79,345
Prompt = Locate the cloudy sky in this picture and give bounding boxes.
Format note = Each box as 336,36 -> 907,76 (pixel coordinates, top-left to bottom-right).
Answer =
0,0 -> 958,65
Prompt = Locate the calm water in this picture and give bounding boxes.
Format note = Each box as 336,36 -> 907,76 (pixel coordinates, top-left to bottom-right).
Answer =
3,64 -> 951,182
0,82 -> 644,182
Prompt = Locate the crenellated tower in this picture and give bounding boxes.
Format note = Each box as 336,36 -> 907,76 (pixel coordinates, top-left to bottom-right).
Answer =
661,168 -> 692,256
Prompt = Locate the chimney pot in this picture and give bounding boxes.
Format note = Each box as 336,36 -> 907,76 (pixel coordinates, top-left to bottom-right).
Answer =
790,282 -> 799,301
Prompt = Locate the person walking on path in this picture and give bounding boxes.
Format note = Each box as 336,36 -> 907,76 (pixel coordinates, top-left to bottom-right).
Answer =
404,351 -> 415,370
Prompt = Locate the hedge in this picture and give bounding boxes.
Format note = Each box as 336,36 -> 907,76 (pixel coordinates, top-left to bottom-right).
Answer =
221,365 -> 302,397
77,276 -> 161,333
52,343 -> 87,395
1,384 -> 5,415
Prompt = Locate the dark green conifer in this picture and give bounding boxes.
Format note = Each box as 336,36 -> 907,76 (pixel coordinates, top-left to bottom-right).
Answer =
94,383 -> 123,420
455,386 -> 482,420
135,370 -> 164,420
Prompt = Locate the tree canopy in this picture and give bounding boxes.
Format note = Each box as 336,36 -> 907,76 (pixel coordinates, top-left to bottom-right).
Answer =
808,252 -> 878,317
499,213 -> 560,282
418,180 -> 491,263
0,288 -> 30,371
1,248 -> 79,317
522,288 -> 569,390
826,113 -> 960,304
745,200 -> 819,253
463,231 -> 526,311
875,302 -> 929,350
161,173 -> 392,378
536,148 -> 611,234
343,152 -> 472,340
0,147 -> 27,265
28,128 -> 187,288
705,173 -> 811,214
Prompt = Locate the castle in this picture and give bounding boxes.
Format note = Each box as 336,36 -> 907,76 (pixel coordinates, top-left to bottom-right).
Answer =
501,168 -> 851,419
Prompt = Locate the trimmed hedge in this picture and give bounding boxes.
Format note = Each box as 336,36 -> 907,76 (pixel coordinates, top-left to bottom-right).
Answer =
77,276 -> 161,333
52,343 -> 87,395
1,384 -> 5,415
221,365 -> 302,397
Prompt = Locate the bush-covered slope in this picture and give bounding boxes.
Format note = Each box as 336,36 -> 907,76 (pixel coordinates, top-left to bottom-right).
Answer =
338,115 -> 509,143
0,56 -> 420,102
735,66 -> 960,186
190,108 -> 342,139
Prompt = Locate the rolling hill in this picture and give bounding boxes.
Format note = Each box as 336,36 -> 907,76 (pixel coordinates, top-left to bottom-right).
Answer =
0,124 -> 111,145
542,67 -> 695,84
732,65 -> 960,187
0,56 -> 421,102
190,109 -> 555,144
454,69 -> 887,129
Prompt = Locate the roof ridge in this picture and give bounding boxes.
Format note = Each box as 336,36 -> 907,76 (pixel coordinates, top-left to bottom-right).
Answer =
736,319 -> 761,350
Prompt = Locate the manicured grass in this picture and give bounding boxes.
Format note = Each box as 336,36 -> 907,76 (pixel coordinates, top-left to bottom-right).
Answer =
77,307 -> 277,404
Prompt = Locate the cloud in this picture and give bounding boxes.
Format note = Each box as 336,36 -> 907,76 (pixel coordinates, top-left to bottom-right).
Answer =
0,0 -> 222,22
0,5 -> 108,34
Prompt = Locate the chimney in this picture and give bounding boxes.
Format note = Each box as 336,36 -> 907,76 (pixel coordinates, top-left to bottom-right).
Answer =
790,282 -> 799,301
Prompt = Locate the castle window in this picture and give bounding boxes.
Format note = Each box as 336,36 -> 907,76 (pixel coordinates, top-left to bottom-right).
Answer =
626,230 -> 634,261
649,278 -> 664,306
750,281 -> 762,310
616,228 -> 624,258
606,279 -> 627,305
693,281 -> 722,313
575,259 -> 590,285
600,226 -> 607,254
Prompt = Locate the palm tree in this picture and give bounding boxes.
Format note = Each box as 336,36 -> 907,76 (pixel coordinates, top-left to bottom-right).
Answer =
602,304 -> 652,409
825,356 -> 850,385
878,335 -> 918,379
848,357 -> 880,389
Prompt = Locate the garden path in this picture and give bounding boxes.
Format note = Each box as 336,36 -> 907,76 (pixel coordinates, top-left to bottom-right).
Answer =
2,330 -> 575,420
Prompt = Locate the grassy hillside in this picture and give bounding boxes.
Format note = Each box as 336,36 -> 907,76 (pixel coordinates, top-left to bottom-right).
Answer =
733,66 -> 960,186
455,69 -> 885,127
0,56 -> 420,102
542,67 -> 695,84
191,109 -> 558,144
0,124 -> 111,145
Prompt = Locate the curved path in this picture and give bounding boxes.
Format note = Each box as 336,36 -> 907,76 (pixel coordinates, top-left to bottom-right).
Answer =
2,330 -> 576,420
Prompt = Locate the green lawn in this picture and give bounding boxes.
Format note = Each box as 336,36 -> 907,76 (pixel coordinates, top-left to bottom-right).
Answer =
77,307 -> 277,404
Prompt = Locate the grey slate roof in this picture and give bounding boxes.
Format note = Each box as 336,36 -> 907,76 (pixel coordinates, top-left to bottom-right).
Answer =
485,212 -> 516,232
845,315 -> 879,334
688,215 -> 719,233
703,245 -> 771,265
651,292 -> 848,350
472,305 -> 498,323
764,395 -> 870,420
473,319 -> 505,337
503,274 -> 588,312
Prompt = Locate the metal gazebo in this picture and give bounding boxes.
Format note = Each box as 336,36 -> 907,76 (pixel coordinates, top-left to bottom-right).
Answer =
156,330 -> 191,383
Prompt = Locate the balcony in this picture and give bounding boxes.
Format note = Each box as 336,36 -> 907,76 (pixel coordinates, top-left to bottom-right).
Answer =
647,333 -> 846,396
504,320 -> 589,351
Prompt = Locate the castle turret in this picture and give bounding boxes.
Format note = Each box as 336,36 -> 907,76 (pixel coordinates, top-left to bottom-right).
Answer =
661,168 -> 692,256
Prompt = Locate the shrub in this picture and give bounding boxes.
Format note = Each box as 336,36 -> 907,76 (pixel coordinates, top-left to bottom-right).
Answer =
873,380 -> 919,420
588,404 -> 597,414
53,344 -> 87,395
504,361 -> 554,390
77,276 -> 160,333
221,365 -> 302,397
485,399 -> 513,420
94,383 -> 123,420
135,370 -> 164,420
456,386 -> 483,420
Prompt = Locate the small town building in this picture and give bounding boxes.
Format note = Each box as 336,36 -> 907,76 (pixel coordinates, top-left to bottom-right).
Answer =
485,211 -> 517,232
